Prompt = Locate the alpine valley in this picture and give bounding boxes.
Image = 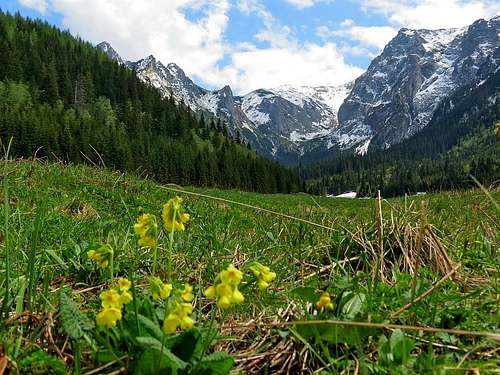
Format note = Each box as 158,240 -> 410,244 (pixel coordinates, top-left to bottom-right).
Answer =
98,15 -> 500,165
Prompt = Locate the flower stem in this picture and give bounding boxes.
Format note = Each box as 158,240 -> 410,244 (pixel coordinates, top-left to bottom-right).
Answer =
167,209 -> 176,279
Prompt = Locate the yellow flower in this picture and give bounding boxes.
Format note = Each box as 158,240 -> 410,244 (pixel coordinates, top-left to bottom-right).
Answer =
221,264 -> 243,286
149,276 -> 163,300
134,214 -> 158,249
181,316 -> 195,329
163,313 -> 181,334
87,245 -> 113,269
162,302 -> 195,334
231,288 -> 245,304
217,296 -> 231,309
204,286 -> 216,298
162,197 -> 190,232
117,277 -> 131,291
96,307 -> 122,328
250,262 -> 276,290
119,290 -> 133,305
181,284 -> 194,302
316,292 -> 334,311
100,289 -> 122,309
160,283 -> 173,299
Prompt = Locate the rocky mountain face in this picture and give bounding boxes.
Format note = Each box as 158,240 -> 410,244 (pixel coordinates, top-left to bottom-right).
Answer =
336,16 -> 500,152
97,43 -> 352,164
97,16 -> 499,164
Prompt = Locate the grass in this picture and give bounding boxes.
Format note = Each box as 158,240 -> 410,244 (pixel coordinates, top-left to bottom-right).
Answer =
0,159 -> 499,374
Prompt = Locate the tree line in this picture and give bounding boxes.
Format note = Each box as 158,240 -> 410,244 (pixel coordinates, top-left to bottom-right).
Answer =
0,11 -> 300,194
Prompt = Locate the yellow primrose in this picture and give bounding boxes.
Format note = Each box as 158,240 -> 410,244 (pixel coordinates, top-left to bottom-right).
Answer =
220,264 -> 243,286
181,284 -> 194,302
231,288 -> 245,304
149,276 -> 163,300
250,262 -> 276,290
96,307 -> 122,328
119,290 -> 133,305
160,283 -> 173,299
316,292 -> 334,311
87,244 -> 113,269
162,197 -> 190,232
134,213 -> 158,249
163,313 -> 181,334
162,302 -> 195,334
203,286 -> 216,298
100,289 -> 122,309
117,277 -> 131,291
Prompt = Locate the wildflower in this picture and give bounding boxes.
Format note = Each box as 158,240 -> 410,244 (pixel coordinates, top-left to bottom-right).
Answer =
316,292 -> 334,311
149,276 -> 172,300
162,197 -> 190,232
119,290 -> 133,305
220,264 -> 243,286
160,283 -> 173,299
163,313 -> 181,334
181,284 -> 194,302
162,301 -> 195,334
96,307 -> 122,328
87,244 -> 113,269
117,277 -> 131,291
134,213 -> 158,249
249,262 -> 276,290
100,289 -> 122,309
204,264 -> 245,309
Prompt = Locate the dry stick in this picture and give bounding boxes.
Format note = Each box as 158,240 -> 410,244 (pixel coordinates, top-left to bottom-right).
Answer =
222,319 -> 500,342
411,201 -> 427,301
160,185 -> 349,233
304,257 -> 360,280
389,263 -> 462,319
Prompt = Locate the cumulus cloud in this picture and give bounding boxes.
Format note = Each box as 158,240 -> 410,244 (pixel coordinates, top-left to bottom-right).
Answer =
19,0 -> 48,14
359,0 -> 500,29
283,0 -> 335,9
284,0 -> 316,9
317,22 -> 397,50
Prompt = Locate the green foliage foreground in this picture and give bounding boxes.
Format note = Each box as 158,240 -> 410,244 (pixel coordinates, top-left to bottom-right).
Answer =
0,160 -> 499,374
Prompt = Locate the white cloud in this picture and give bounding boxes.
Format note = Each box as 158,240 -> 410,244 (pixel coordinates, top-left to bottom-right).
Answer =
359,0 -> 500,29
285,0 -> 315,9
318,22 -> 397,50
19,0 -> 48,14
25,0 -> 361,94
226,42 -> 364,92
48,0 -> 230,89
283,0 -> 335,9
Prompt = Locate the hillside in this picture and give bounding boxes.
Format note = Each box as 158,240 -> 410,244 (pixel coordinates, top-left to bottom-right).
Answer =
304,68 -> 500,197
0,11 -> 299,194
0,160 -> 498,373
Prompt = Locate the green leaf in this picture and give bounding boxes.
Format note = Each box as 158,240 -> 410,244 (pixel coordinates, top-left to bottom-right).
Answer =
135,313 -> 166,342
135,337 -> 187,370
196,351 -> 235,375
134,348 -> 182,375
169,329 -> 202,363
59,293 -> 94,340
291,287 -> 318,303
295,322 -> 373,345
341,292 -> 365,319
390,330 -> 414,366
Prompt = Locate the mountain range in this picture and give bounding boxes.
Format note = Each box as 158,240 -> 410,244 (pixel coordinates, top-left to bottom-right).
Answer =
98,15 -> 500,165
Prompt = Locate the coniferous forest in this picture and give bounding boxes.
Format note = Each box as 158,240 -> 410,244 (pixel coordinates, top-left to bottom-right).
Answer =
303,68 -> 500,197
0,11 -> 300,194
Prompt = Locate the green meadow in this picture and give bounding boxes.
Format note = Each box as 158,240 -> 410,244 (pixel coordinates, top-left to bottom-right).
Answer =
1,160 -> 498,374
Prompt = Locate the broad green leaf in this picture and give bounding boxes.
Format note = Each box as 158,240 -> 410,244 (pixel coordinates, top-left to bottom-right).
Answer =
291,287 -> 318,303
195,351 -> 235,375
341,292 -> 366,319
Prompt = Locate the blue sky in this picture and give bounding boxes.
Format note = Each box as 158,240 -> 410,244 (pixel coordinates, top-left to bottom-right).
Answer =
3,0 -> 499,93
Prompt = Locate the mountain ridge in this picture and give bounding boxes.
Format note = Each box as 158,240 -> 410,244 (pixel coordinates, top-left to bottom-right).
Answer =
98,15 -> 499,164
